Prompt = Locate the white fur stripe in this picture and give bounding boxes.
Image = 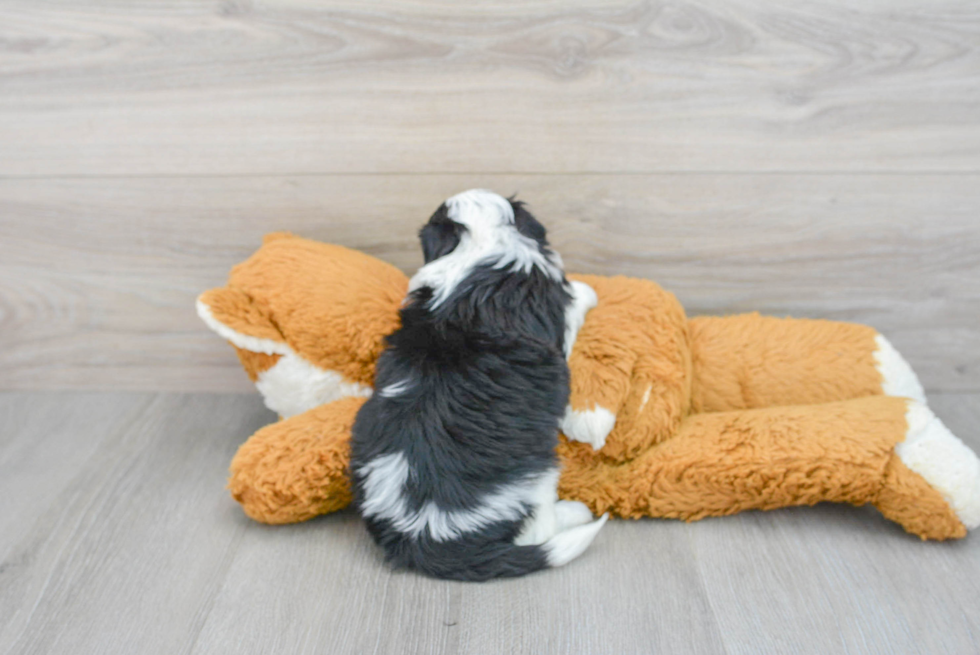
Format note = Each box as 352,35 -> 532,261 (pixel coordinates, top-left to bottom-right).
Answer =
378,379 -> 412,398
898,402 -> 980,530
638,385 -> 653,413
357,452 -> 560,542
874,334 -> 926,404
514,470 -> 562,546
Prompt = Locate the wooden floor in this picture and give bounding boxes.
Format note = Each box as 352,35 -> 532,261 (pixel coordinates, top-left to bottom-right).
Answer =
2,391 -> 979,655
2,1 -> 980,653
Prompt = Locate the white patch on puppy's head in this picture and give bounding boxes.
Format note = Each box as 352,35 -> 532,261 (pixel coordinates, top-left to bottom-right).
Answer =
409,189 -> 565,308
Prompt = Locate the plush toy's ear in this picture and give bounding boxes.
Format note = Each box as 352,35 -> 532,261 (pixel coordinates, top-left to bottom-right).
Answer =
199,233 -> 410,417
197,287 -> 289,383
197,287 -> 288,354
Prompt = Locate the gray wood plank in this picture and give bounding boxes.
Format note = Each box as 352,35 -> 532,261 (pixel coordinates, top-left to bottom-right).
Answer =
0,394 -> 143,545
0,393 -> 274,655
0,1 -> 978,176
1,174 -> 978,392
189,513 -> 727,655
695,392 -> 980,655
187,513 -> 464,655
453,521 -> 727,655
2,392 -> 979,655
0,393 -> 154,636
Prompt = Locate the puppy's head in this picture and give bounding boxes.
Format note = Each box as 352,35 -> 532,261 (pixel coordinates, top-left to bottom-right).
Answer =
411,189 -> 564,307
419,189 -> 553,264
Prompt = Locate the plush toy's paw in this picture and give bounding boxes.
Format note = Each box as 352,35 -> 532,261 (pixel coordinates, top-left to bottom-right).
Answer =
228,397 -> 366,524
561,404 -> 617,450
897,401 -> 980,530
555,500 -> 597,530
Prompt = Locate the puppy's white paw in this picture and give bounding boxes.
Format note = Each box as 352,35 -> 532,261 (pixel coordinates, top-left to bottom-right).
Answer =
561,405 -> 616,450
555,500 -> 596,530
544,514 -> 608,567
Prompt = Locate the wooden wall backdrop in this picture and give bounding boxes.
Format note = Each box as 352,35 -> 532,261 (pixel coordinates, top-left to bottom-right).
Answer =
1,0 -> 978,392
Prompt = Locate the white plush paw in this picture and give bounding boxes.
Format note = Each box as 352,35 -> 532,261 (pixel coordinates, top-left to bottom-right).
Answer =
561,405 -> 616,450
555,500 -> 596,530
898,401 -> 980,530
874,334 -> 927,404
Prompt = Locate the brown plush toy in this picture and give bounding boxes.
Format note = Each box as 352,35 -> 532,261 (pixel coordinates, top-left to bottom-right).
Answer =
198,233 -> 980,541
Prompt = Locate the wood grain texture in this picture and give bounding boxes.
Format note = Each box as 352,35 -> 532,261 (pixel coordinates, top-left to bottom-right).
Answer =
1,174 -> 978,392
0,393 -> 274,655
1,391 -> 979,655
0,1 -> 978,176
694,392 -> 980,655
3,1 -> 978,652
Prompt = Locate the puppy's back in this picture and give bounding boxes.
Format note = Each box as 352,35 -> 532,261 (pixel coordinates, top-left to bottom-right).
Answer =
350,190 -> 606,581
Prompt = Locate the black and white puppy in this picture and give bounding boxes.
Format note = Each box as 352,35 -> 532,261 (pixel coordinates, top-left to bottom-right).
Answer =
350,189 -> 606,582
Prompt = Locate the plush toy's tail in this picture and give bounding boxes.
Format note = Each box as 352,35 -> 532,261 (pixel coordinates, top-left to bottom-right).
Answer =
395,515 -> 608,582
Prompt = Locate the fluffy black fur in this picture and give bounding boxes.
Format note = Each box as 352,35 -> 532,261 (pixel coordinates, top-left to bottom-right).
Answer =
350,198 -> 572,581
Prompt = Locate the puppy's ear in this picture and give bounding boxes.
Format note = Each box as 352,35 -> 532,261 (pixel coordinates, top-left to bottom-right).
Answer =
420,203 -> 463,263
510,200 -> 548,244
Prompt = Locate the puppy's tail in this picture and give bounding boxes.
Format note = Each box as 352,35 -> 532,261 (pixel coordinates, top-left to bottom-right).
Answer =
414,514 -> 608,582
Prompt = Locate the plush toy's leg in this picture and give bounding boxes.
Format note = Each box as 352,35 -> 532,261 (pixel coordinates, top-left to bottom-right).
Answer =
557,396 -> 979,540
561,333 -> 636,451
878,401 -> 980,538
688,313 -> 925,412
228,396 -> 367,524
562,274 -> 691,453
